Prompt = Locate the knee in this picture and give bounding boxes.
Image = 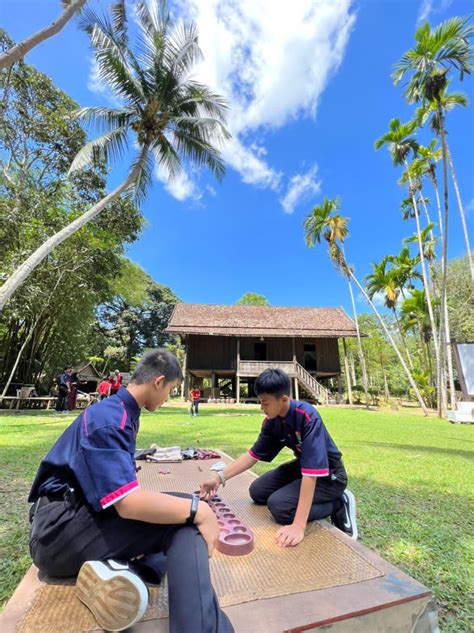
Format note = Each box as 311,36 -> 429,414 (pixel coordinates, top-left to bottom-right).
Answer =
267,494 -> 295,525
249,479 -> 268,505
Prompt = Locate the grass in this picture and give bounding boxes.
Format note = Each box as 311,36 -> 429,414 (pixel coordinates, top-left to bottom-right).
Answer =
0,404 -> 473,631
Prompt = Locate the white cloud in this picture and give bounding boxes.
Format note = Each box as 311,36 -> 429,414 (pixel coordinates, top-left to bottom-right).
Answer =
154,164 -> 202,203
176,0 -> 355,194
280,165 -> 321,214
417,0 -> 453,25
87,1 -> 356,205
465,197 -> 474,215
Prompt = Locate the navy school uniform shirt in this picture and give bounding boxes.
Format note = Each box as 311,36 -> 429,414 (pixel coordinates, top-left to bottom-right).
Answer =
29,387 -> 140,512
247,400 -> 341,477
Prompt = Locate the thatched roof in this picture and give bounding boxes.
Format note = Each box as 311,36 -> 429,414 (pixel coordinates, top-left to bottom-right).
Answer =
166,304 -> 359,338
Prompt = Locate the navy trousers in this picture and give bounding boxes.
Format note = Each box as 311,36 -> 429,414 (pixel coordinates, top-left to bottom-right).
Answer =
249,459 -> 347,524
29,493 -> 234,633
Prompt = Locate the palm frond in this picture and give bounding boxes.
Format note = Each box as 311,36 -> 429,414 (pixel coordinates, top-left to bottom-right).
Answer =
74,106 -> 135,133
91,25 -> 145,108
111,0 -> 128,46
171,128 -> 226,181
68,126 -> 129,174
151,133 -> 182,181
125,147 -> 153,204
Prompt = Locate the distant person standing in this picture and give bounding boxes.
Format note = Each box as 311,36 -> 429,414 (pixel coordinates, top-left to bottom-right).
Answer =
55,367 -> 72,413
189,386 -> 201,417
110,369 -> 122,396
98,376 -> 112,400
68,372 -> 80,411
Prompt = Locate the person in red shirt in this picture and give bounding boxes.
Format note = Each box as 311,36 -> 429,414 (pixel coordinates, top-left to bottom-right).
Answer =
98,377 -> 112,400
189,386 -> 201,416
110,369 -> 123,395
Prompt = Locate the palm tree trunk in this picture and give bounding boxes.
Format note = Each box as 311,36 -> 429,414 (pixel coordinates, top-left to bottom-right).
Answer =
342,338 -> 353,405
346,279 -> 370,408
349,272 -> 429,415
0,0 -> 87,70
436,106 -> 449,417
394,308 -> 414,370
0,147 -> 149,312
404,160 -> 443,412
446,146 -> 474,284
419,194 -> 435,243
383,370 -> 390,403
444,300 -> 456,409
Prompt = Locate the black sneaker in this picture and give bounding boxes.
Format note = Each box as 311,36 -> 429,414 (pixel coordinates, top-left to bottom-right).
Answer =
331,489 -> 358,540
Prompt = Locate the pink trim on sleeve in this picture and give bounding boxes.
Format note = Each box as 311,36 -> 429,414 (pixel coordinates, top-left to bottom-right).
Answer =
119,402 -> 127,430
301,467 -> 330,477
295,407 -> 312,422
247,449 -> 260,461
82,410 -> 89,437
100,480 -> 139,509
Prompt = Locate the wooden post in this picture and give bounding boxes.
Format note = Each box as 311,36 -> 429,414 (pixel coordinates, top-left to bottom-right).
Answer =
294,377 -> 299,400
292,337 -> 296,365
337,374 -> 342,403
181,335 -> 188,401
236,337 -> 241,404
342,338 -> 353,405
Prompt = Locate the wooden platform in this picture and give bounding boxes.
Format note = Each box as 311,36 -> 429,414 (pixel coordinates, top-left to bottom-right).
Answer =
1,454 -> 438,632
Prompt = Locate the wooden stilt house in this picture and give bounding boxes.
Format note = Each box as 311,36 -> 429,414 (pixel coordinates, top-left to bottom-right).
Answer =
166,304 -> 360,404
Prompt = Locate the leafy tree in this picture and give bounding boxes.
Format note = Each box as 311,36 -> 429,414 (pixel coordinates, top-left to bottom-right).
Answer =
236,293 -> 270,306
0,0 -> 230,311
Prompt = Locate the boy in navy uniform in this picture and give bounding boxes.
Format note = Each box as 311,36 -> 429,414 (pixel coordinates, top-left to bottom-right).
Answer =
29,349 -> 234,633
200,368 -> 357,548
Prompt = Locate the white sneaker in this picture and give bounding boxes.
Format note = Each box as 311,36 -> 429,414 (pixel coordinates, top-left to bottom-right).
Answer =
76,560 -> 148,631
330,489 -> 358,540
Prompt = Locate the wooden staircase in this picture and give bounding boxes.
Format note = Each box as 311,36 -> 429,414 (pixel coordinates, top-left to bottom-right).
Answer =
238,360 -> 330,404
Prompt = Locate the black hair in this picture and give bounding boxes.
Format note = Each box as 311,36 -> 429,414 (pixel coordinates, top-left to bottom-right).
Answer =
254,368 -> 290,397
131,349 -> 183,385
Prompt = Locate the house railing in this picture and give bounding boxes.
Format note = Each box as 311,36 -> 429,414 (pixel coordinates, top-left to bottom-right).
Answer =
238,360 -> 330,404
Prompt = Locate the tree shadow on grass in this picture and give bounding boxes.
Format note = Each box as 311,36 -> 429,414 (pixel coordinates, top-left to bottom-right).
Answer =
353,441 -> 474,460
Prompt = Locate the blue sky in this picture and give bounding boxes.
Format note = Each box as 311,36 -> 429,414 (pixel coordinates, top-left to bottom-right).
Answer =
2,0 -> 473,314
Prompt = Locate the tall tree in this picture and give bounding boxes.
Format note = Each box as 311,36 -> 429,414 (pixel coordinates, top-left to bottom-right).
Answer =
326,236 -> 429,414
0,0 -> 230,311
365,256 -> 415,369
304,197 -> 370,409
392,16 -> 474,414
236,293 -> 270,306
0,1 -> 87,70
374,118 -> 444,413
415,87 -> 473,282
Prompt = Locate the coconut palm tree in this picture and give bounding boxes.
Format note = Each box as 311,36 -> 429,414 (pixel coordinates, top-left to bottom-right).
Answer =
0,0 -> 87,70
303,197 -> 369,407
304,197 -> 429,415
374,118 -> 444,412
0,0 -> 230,312
392,16 -> 474,414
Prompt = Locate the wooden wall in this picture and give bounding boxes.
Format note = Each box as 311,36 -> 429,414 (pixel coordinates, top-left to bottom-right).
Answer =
186,335 -> 340,373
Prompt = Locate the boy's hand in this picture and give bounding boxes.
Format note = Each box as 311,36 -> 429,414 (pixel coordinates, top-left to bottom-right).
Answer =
195,501 -> 220,557
199,475 -> 221,501
275,523 -> 305,548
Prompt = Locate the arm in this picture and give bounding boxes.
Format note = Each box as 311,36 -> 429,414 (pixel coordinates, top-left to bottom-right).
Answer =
275,476 -> 316,547
116,489 -> 219,557
200,452 -> 256,500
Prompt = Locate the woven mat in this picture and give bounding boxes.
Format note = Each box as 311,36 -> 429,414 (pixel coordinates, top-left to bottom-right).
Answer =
18,458 -> 383,632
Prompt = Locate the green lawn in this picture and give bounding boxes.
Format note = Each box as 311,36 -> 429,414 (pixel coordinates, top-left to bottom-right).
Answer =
0,405 -> 473,632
